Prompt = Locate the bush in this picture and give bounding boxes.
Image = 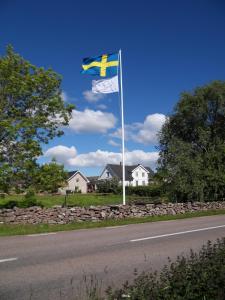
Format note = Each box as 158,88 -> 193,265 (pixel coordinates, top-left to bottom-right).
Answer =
19,189 -> 43,208
18,198 -> 43,208
0,189 -> 43,209
0,200 -> 18,209
128,197 -> 163,205
126,185 -> 162,197
106,238 -> 225,300
97,178 -> 121,194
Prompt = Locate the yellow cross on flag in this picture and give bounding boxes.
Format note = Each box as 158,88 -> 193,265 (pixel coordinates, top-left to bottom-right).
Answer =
82,53 -> 119,77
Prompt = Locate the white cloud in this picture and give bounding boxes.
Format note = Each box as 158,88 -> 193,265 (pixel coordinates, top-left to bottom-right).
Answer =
69,109 -> 117,133
134,113 -> 166,144
45,145 -> 77,164
97,104 -> 107,110
83,90 -> 105,103
110,113 -> 166,145
110,123 -> 141,141
44,145 -> 159,170
108,139 -> 120,147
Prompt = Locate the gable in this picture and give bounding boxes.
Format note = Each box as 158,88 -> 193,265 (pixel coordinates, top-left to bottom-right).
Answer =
99,166 -> 115,179
67,171 -> 89,183
132,165 -> 149,174
100,164 -> 154,181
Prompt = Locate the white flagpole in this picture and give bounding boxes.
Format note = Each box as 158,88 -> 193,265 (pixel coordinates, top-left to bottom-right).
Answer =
119,49 -> 126,205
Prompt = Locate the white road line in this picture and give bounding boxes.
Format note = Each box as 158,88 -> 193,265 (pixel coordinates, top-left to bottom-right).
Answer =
0,257 -> 18,263
106,225 -> 129,229
27,232 -> 57,237
130,224 -> 225,242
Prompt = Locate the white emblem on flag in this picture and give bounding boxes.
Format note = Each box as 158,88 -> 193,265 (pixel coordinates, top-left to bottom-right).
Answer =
92,75 -> 119,94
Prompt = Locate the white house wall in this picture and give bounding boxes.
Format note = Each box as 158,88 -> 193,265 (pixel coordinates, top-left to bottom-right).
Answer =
99,165 -> 150,187
131,166 -> 149,187
60,173 -> 88,194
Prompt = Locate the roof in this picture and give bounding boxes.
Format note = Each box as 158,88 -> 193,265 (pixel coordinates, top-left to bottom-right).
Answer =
67,170 -> 89,182
87,176 -> 99,184
106,164 -> 154,181
67,170 -> 78,180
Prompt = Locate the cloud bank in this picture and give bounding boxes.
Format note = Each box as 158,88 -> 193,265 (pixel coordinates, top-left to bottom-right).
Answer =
44,145 -> 159,170
110,113 -> 166,145
69,109 -> 117,133
83,90 -> 105,103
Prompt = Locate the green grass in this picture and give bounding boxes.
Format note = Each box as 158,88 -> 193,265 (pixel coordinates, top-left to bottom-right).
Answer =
1,209 -> 225,236
0,193 -> 128,208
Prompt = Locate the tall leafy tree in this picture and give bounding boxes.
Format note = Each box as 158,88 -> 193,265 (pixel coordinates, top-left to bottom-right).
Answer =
158,81 -> 225,202
0,46 -> 74,191
35,159 -> 67,193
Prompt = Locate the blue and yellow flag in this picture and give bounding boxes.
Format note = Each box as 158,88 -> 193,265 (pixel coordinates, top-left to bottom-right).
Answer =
82,53 -> 119,77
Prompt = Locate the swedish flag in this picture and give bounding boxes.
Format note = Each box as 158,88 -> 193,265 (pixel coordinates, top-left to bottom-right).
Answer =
82,53 -> 119,77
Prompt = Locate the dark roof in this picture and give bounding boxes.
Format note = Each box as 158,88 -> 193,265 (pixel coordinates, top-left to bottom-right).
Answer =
67,170 -> 89,182
106,164 -> 154,181
87,176 -> 99,184
67,170 -> 78,180
145,167 -> 155,176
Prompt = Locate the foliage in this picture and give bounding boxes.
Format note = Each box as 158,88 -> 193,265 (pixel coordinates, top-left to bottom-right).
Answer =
18,188 -> 42,208
96,179 -> 164,201
96,178 -> 121,194
107,238 -> 225,300
0,200 -> 18,209
126,185 -> 164,204
34,159 -> 67,193
0,45 -> 74,192
0,190 -> 43,208
158,81 -> 225,202
126,185 -> 162,197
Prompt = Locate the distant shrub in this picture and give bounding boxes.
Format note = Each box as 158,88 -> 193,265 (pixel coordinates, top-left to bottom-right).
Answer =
97,178 -> 121,194
128,197 -> 163,205
106,238 -> 225,300
126,185 -> 162,197
18,189 -> 43,208
18,198 -> 43,208
0,200 -> 18,209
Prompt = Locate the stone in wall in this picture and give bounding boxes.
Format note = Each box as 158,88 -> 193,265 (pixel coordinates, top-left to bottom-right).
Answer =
0,202 -> 225,225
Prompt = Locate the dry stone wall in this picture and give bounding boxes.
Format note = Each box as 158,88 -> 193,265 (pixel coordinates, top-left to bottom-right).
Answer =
0,202 -> 225,225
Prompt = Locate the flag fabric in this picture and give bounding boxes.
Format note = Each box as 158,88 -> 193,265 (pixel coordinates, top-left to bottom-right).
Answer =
82,53 -> 119,77
92,75 -> 119,94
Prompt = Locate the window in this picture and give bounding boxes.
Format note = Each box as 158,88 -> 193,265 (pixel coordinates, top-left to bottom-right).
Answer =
136,181 -> 138,186
136,172 -> 138,177
142,172 -> 145,177
106,171 -> 110,178
76,178 -> 79,183
142,181 -> 145,186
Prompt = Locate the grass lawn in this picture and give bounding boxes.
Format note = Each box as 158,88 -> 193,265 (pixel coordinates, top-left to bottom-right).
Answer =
1,209 -> 225,236
0,193 -> 132,208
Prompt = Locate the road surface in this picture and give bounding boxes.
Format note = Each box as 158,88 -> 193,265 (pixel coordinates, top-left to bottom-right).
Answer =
0,215 -> 225,299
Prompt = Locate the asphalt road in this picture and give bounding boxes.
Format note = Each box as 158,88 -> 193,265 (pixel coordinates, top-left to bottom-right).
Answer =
1,215 -> 225,300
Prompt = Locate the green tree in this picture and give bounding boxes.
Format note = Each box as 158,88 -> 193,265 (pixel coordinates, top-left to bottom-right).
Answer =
0,46 -> 74,191
158,81 -> 225,202
97,178 -> 120,194
35,160 -> 67,193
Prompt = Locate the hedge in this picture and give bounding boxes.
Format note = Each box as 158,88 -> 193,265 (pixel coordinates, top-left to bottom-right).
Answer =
126,185 -> 162,197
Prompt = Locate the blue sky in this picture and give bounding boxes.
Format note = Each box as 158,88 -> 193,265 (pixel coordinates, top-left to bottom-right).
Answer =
1,0 -> 225,175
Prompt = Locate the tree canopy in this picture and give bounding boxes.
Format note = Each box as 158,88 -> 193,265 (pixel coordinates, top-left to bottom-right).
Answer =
35,159 -> 67,193
158,81 -> 225,202
0,46 -> 74,192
